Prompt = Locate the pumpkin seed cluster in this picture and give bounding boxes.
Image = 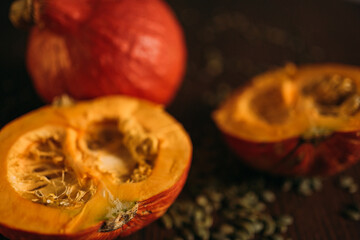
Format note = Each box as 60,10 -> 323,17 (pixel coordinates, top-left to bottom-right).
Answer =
338,175 -> 360,222
338,175 -> 358,194
342,204 -> 360,221
161,180 -> 293,240
281,177 -> 323,196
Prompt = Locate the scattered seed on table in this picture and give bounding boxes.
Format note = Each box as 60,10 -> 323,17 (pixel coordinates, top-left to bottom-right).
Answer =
224,210 -> 236,220
298,179 -> 313,196
196,195 -> 209,207
160,181 -> 291,239
343,209 -> 360,221
271,233 -> 285,240
277,215 -> 294,226
208,191 -> 223,203
161,214 -> 173,229
212,232 -> 230,240
311,178 -> 323,191
262,214 -> 276,236
194,208 -> 205,221
339,175 -> 358,194
235,229 -> 251,239
278,225 -> 288,234
262,190 -> 276,203
282,180 -> 293,192
349,184 -> 358,194
253,221 -> 264,233
339,175 -> 354,188
219,223 -> 235,235
255,202 -> 267,211
342,204 -> 360,221
196,227 -> 210,240
181,228 -> 195,240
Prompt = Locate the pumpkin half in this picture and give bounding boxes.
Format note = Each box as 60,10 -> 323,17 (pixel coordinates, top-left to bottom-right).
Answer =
213,64 -> 360,176
0,96 -> 192,239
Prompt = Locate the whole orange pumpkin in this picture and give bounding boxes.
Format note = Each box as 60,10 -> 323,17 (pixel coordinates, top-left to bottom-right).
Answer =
11,0 -> 187,105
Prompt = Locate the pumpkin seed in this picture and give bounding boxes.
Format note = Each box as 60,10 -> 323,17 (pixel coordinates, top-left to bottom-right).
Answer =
181,228 -> 195,240
339,175 -> 358,194
203,214 -> 213,228
196,227 -> 210,240
298,179 -> 313,196
339,175 -> 354,188
348,184 -> 358,194
196,195 -> 209,207
271,233 -> 285,240
278,225 -> 288,234
239,221 -> 256,235
207,191 -> 223,203
311,177 -> 323,191
235,229 -> 251,240
212,232 -> 230,240
160,179 -> 292,239
161,213 -> 173,230
254,202 -> 267,211
253,221 -> 265,233
277,215 -> 294,226
262,190 -> 276,203
281,177 -> 324,196
224,210 -> 237,220
219,223 -> 235,235
343,209 -> 360,221
282,180 -> 293,192
262,214 -> 276,236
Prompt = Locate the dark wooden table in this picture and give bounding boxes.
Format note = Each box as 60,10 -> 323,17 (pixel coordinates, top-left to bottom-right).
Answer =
1,0 -> 360,239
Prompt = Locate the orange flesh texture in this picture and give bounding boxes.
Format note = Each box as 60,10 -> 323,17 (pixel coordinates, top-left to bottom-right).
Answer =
213,64 -> 360,142
0,96 -> 192,234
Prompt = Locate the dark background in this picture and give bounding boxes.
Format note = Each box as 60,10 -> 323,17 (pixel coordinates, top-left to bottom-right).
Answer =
2,0 -> 360,239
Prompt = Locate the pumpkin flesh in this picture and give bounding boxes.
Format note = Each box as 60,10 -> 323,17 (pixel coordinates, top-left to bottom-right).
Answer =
0,96 -> 192,239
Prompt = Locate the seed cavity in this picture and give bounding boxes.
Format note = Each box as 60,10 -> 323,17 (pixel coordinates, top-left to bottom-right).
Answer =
83,119 -> 158,184
8,129 -> 96,209
303,74 -> 360,116
7,117 -> 159,209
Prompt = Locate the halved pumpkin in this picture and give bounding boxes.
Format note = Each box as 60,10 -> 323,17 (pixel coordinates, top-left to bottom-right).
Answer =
0,96 -> 192,239
213,64 -> 360,176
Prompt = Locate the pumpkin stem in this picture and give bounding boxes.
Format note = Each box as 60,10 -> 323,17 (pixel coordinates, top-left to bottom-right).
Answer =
9,0 -> 34,29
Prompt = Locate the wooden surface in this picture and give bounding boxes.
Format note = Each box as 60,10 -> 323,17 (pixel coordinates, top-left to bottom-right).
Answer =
1,0 -> 360,239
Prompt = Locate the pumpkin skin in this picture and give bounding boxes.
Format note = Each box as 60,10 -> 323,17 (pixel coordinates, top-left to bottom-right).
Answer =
11,0 -> 187,105
0,96 -> 192,239
213,64 -> 360,176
